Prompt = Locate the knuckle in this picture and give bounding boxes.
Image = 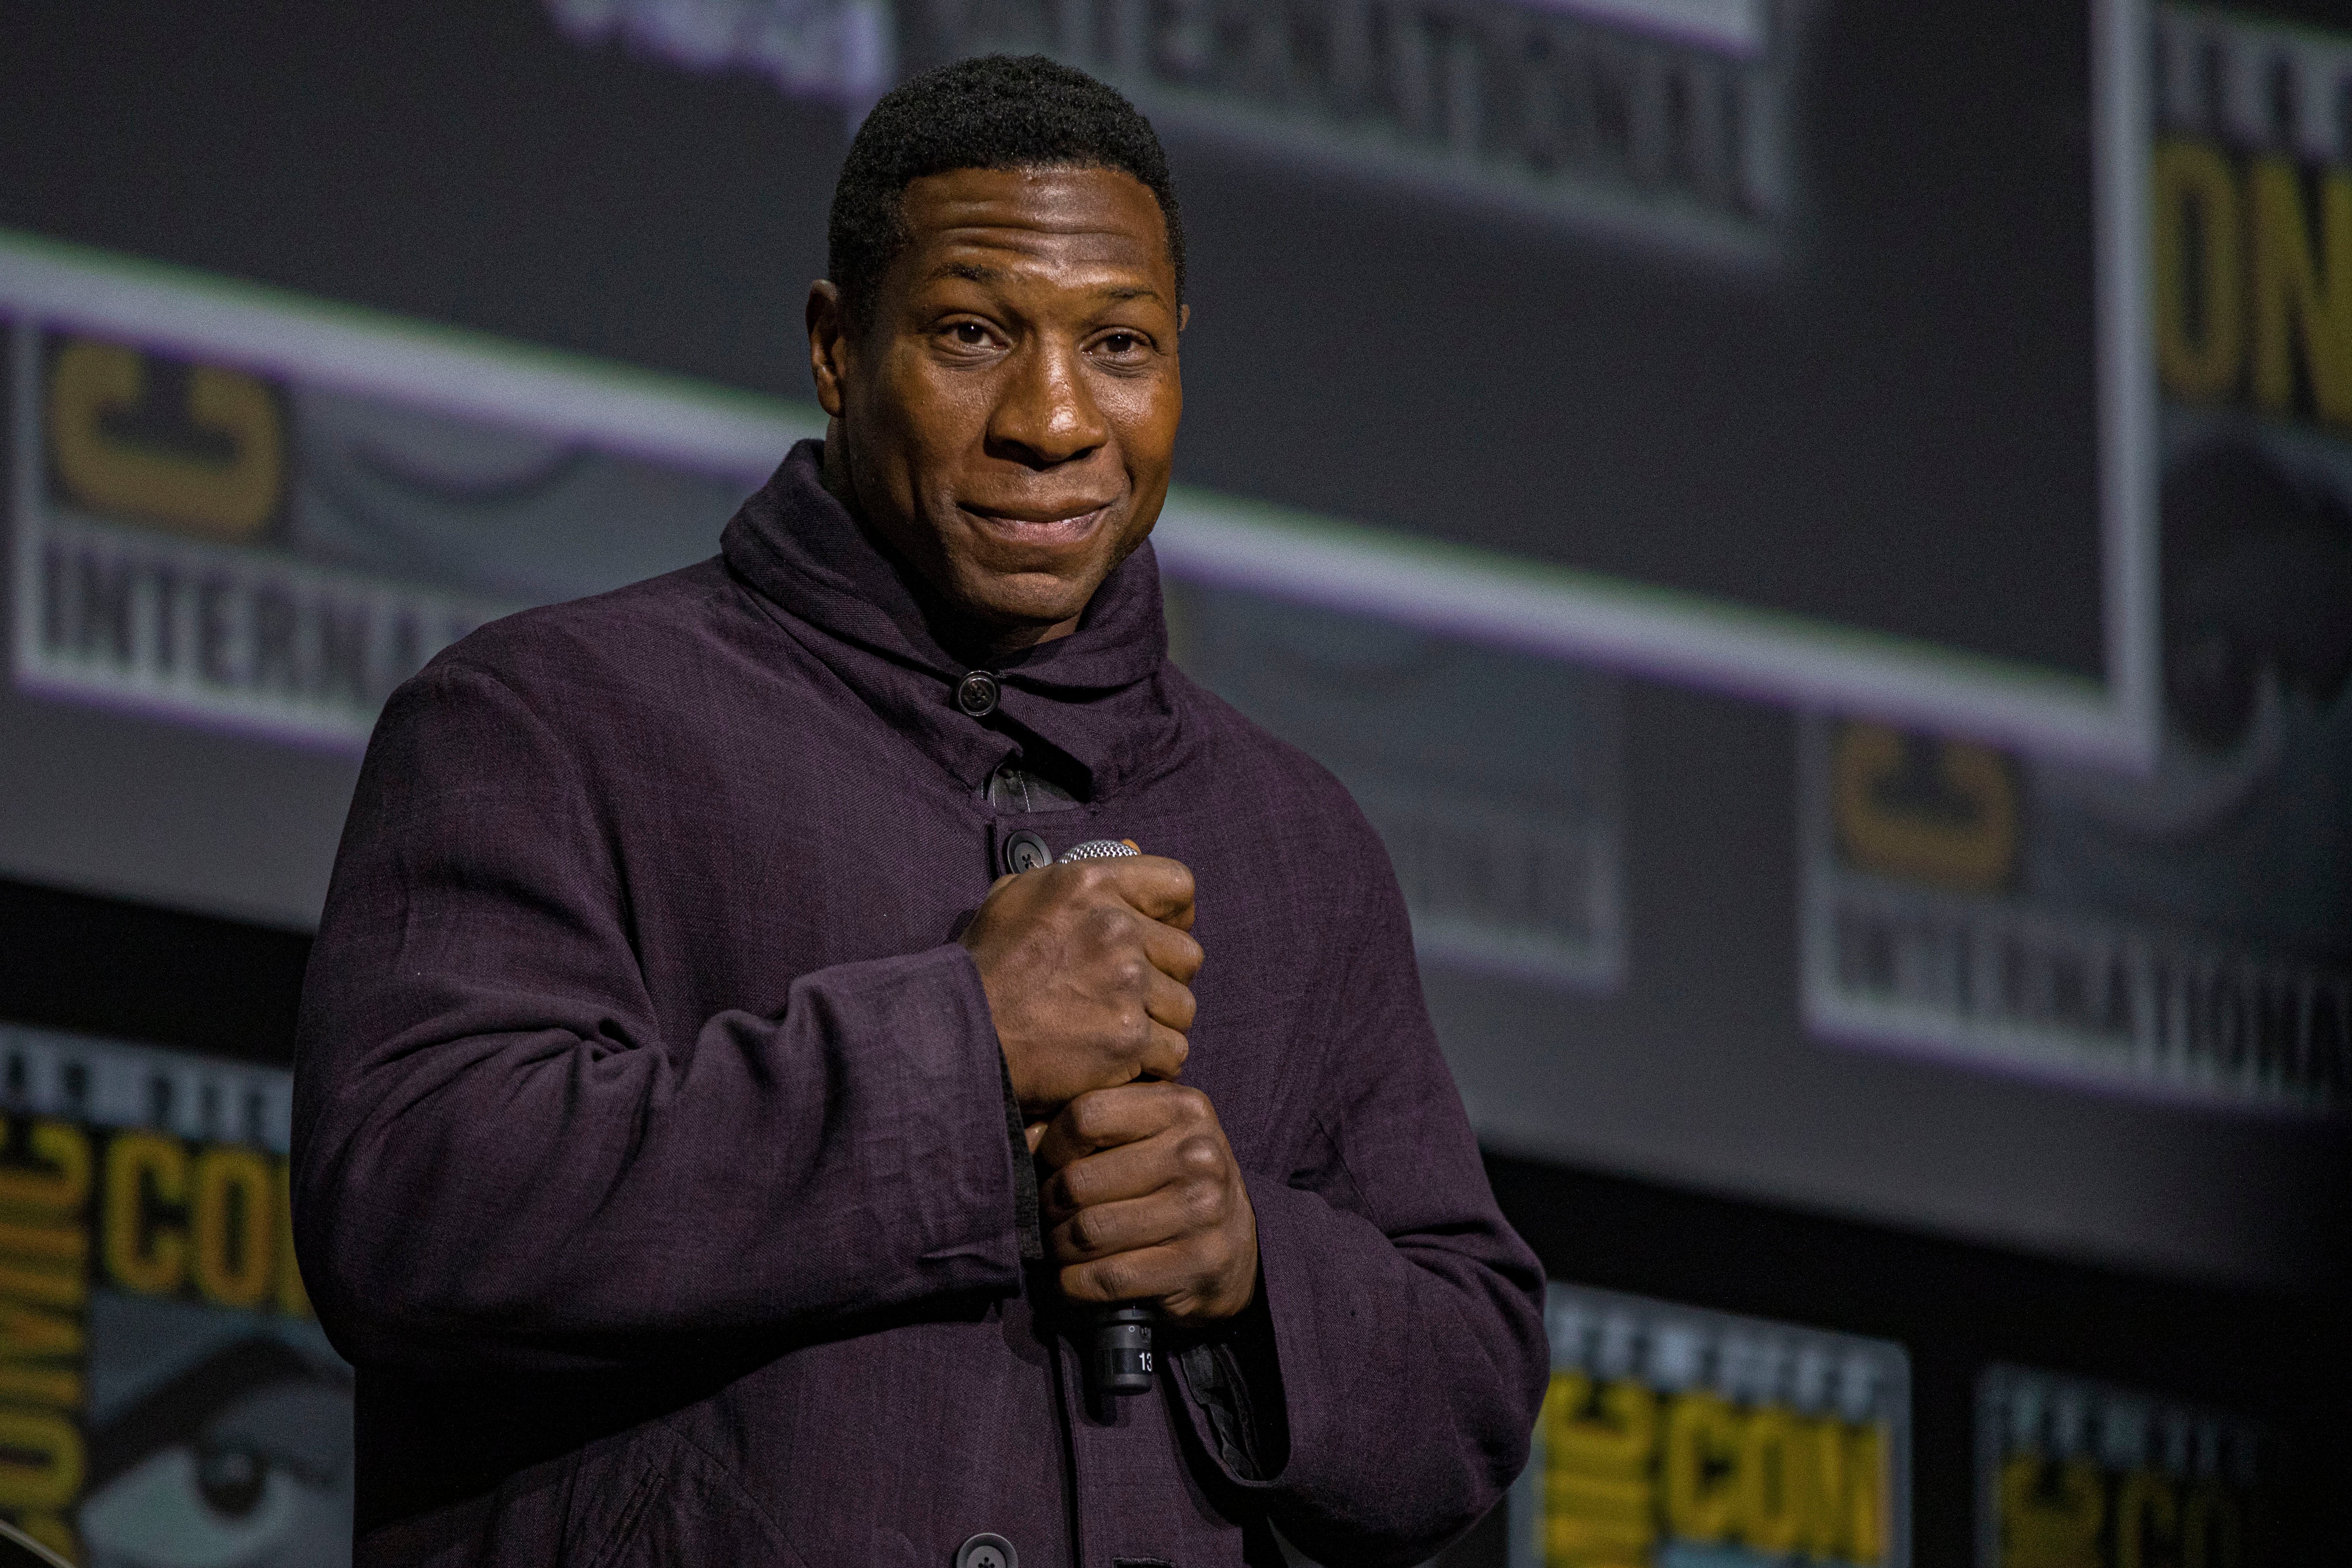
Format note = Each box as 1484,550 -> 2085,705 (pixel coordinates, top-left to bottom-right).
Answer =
1091,1258 -> 1134,1301
1208,1251 -> 1239,1293
1176,1133 -> 1223,1178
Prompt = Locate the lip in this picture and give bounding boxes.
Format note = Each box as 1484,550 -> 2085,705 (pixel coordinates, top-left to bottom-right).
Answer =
957,502 -> 1116,548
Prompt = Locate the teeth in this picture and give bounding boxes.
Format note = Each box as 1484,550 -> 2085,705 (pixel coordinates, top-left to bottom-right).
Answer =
975,507 -> 1102,526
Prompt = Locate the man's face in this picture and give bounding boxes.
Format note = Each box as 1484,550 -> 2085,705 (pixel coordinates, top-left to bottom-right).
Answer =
809,164 -> 1185,651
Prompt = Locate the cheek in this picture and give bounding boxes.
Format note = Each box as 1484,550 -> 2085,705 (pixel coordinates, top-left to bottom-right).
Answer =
1099,378 -> 1181,465
874,352 -> 992,462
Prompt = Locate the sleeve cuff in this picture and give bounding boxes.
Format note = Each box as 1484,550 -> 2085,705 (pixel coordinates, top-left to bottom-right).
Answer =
1172,1280 -> 1284,1483
999,1055 -> 1044,1264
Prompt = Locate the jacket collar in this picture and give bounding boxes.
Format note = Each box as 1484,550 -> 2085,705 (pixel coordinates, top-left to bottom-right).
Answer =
720,440 -> 1178,801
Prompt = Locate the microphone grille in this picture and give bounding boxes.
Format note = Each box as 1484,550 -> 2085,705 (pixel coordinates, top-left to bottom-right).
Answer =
1057,838 -> 1140,863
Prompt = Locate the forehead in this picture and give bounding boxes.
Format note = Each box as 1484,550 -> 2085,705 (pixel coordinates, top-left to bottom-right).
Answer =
895,165 -> 1173,286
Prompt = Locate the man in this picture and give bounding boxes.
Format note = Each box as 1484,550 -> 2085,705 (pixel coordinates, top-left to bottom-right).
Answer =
294,53 -> 1547,1568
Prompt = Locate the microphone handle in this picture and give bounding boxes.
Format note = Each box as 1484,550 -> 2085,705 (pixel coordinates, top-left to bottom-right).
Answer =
1090,1304 -> 1156,1397
1049,840 -> 1157,1399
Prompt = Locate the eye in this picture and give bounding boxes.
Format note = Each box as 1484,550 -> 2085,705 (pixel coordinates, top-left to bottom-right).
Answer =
1097,331 -> 1147,358
199,1442 -> 269,1518
945,321 -> 993,348
78,1443 -> 337,1567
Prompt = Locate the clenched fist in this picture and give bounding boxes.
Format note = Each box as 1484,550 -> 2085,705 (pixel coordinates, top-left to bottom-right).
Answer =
959,854 -> 1201,1118
1033,1083 -> 1258,1323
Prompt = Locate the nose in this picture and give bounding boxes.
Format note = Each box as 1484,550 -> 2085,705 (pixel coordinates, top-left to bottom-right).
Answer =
985,337 -> 1108,469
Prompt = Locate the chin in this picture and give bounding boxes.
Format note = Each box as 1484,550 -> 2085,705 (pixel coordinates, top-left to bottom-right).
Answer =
957,570 -> 1098,636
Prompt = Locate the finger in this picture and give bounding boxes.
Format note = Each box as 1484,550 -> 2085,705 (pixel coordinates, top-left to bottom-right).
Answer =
1024,1120 -> 1048,1155
1096,856 -> 1196,926
1049,1188 -> 1192,1265
1142,966 -> 1196,1034
1140,919 -> 1204,986
1033,1083 -> 1185,1169
1136,1021 -> 1189,1084
1059,1241 -> 1190,1307
1038,1135 -> 1182,1222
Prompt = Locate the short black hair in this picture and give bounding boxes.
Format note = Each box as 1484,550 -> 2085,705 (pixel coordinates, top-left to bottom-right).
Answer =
827,55 -> 1185,333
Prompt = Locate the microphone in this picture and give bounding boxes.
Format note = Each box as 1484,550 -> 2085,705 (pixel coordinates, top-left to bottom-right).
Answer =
1052,838 -> 1159,1400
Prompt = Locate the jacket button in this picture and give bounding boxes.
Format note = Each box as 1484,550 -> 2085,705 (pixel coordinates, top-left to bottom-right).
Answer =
956,670 -> 1001,716
955,1533 -> 1017,1568
1001,830 -> 1052,876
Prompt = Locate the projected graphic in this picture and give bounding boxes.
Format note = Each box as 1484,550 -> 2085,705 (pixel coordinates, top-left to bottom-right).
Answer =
545,0 -> 1796,261
1800,2 -> 2352,1113
4,263 -> 786,747
901,0 -> 1801,265
1509,1282 -> 1909,1567
0,1024 -> 348,1567
541,0 -> 892,117
2151,4 -> 2352,435
1799,704 -> 2350,1113
1978,1366 -> 2275,1568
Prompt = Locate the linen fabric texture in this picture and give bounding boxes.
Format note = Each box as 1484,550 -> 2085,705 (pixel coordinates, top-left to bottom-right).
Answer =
292,441 -> 1548,1568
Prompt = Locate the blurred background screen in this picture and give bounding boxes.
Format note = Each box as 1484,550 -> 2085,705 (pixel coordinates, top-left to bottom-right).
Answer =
0,1 -> 2345,1564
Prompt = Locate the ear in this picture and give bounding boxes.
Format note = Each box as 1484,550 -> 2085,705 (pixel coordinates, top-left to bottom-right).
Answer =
1178,303 -> 1190,334
807,280 -> 852,419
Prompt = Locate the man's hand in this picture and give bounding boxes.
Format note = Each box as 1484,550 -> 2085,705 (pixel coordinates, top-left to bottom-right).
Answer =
960,855 -> 1201,1117
1034,1083 -> 1259,1323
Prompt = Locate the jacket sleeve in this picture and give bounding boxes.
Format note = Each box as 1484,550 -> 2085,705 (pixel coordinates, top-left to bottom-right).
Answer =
290,659 -> 1026,1372
1170,812 -> 1550,1566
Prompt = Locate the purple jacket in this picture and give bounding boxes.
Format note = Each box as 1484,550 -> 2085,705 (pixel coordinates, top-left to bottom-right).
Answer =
293,443 -> 1547,1568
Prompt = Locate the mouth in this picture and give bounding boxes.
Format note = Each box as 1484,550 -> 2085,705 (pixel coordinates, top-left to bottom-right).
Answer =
957,501 -> 1116,549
